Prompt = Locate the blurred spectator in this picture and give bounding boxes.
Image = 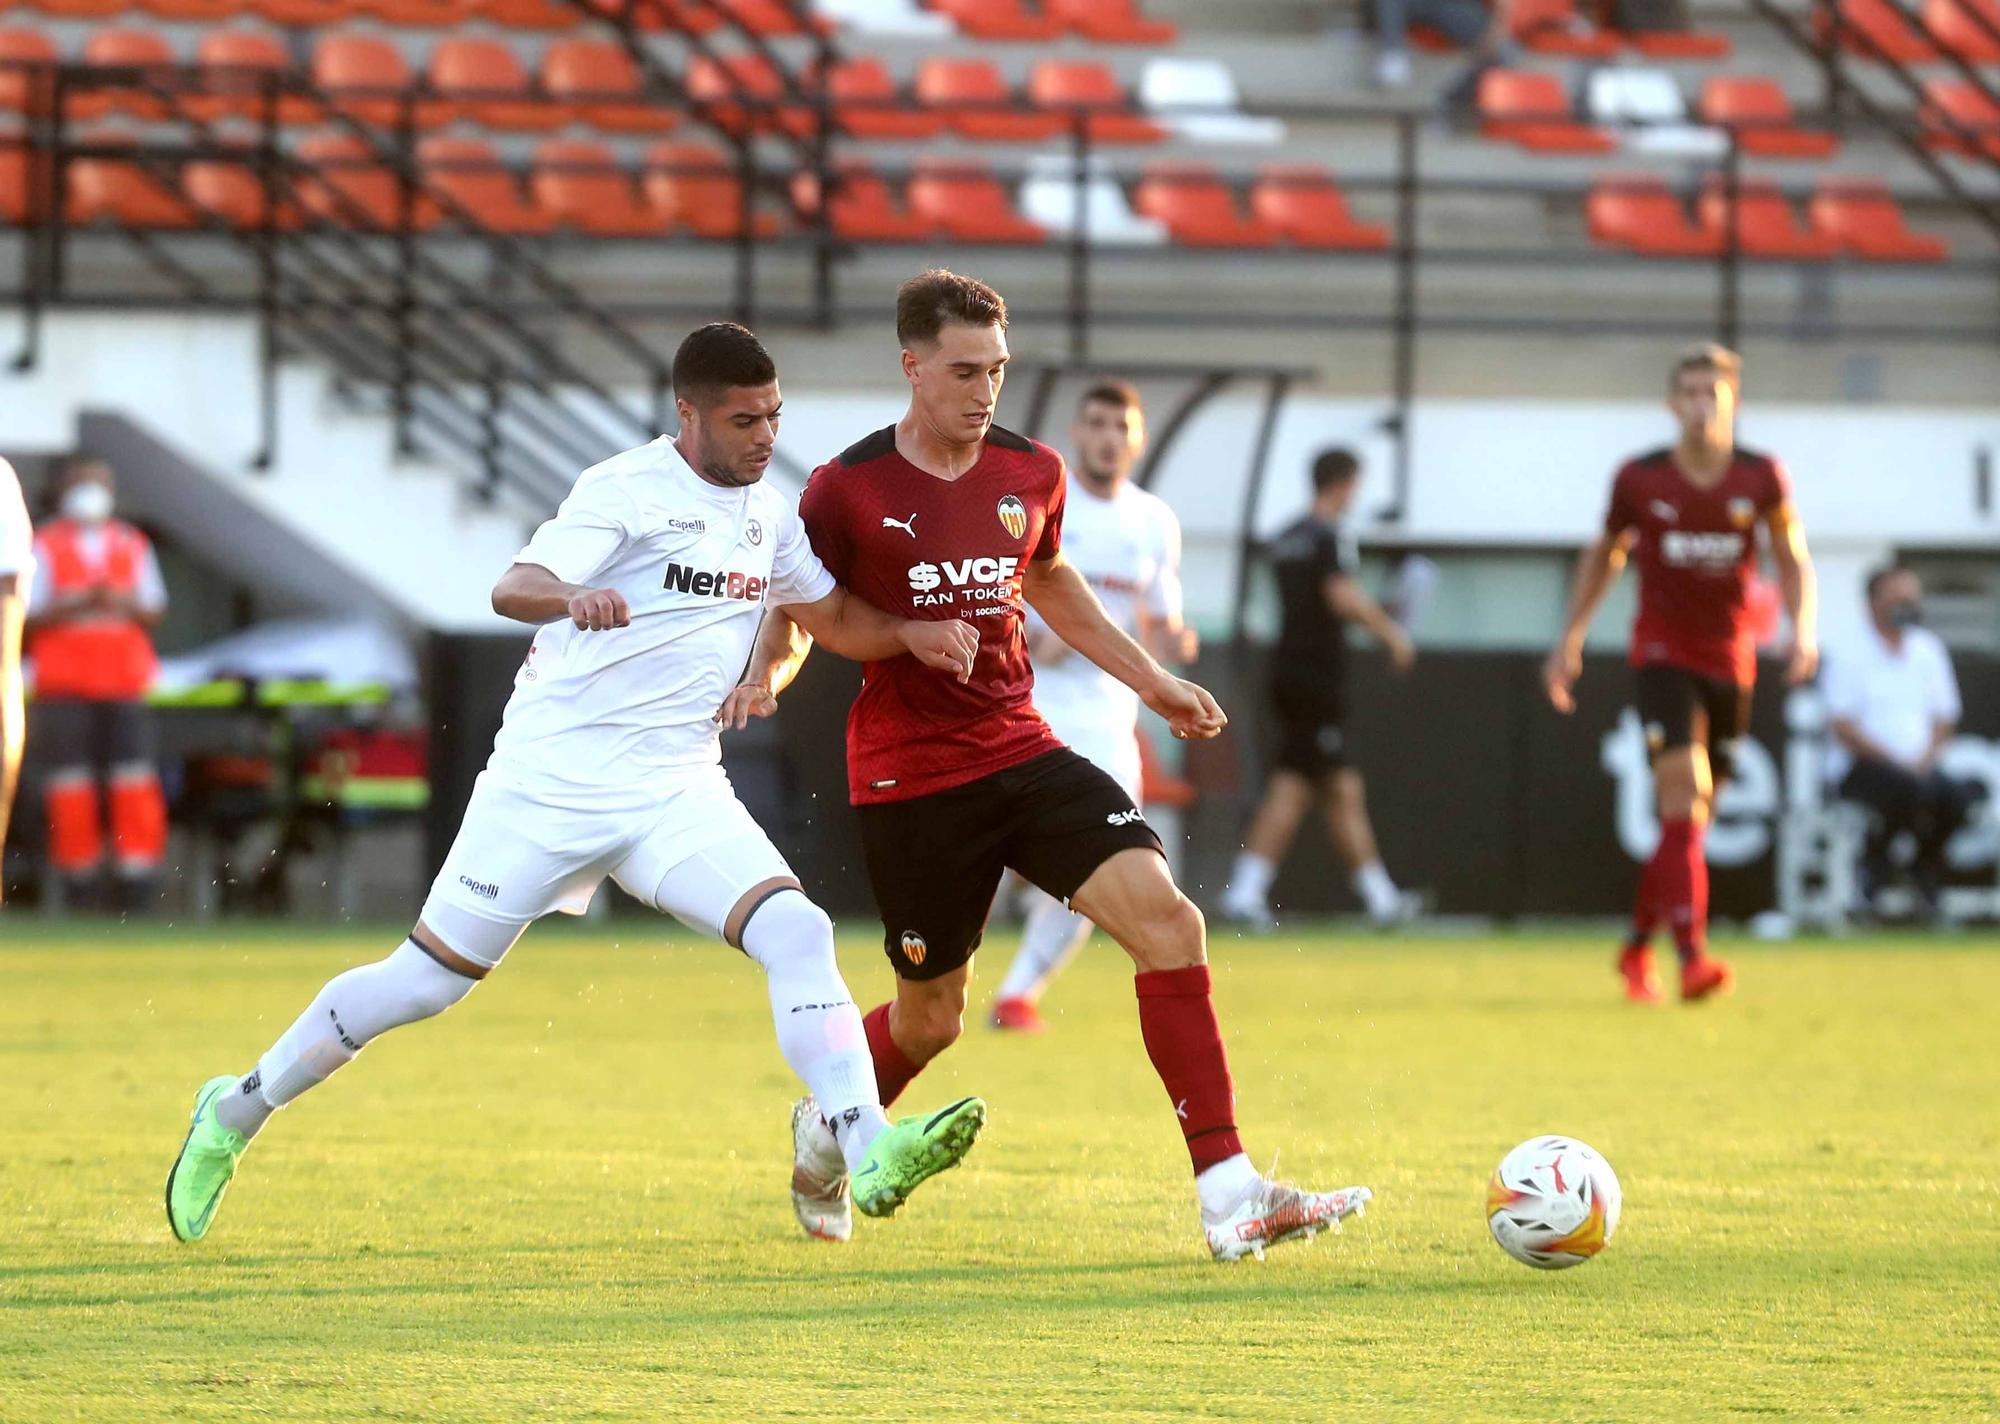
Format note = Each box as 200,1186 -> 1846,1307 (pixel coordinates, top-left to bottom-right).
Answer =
1824,567 -> 1982,918
26,456 -> 170,912
1369,0 -> 1514,101
0,457 -> 30,904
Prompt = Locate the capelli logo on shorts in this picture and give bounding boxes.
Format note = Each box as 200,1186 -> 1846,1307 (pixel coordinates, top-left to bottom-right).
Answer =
458,875 -> 500,900
899,931 -> 928,966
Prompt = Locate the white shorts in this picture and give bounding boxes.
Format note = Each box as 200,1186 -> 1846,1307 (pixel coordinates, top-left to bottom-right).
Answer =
420,765 -> 795,969
1039,705 -> 1142,803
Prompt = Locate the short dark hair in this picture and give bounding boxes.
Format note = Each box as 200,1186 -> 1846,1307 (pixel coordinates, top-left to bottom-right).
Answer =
672,322 -> 776,408
1311,447 -> 1360,494
1866,564 -> 1910,601
896,268 -> 1008,348
1078,379 -> 1142,415
1670,342 -> 1742,393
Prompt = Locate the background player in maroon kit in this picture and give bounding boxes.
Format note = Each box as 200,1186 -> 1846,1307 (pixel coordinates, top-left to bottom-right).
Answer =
730,270 -> 1371,1261
1543,344 -> 1818,1003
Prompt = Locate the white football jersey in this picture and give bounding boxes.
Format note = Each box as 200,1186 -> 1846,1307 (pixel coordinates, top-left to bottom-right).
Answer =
488,436 -> 834,798
0,458 -> 31,590
1030,477 -> 1183,732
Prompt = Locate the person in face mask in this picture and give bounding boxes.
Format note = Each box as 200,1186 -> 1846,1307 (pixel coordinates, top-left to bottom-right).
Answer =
1823,566 -> 1983,919
26,456 -> 170,912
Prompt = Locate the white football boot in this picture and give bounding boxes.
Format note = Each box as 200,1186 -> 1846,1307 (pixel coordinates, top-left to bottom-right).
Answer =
790,1096 -> 852,1243
1204,1178 -> 1372,1262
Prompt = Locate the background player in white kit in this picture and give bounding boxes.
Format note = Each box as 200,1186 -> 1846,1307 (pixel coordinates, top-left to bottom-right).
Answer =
164,325 -> 988,1245
989,381 -> 1196,1033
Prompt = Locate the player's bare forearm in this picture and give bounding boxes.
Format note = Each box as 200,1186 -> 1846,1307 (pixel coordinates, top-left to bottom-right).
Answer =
1557,535 -> 1627,650
1768,506 -> 1817,680
782,589 -> 978,681
491,562 -> 630,630
1328,577 -> 1408,655
744,607 -> 814,697
1024,556 -> 1161,694
1829,717 -> 1899,767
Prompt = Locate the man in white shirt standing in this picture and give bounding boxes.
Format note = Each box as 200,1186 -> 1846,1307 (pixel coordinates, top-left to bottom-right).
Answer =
989,380 -> 1196,1033
0,457 -> 31,905
165,324 -> 989,1246
1824,566 -> 1981,917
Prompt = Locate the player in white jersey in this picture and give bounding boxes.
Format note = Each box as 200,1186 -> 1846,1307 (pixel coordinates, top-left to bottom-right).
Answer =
164,325 -> 989,1245
0,457 -> 31,901
989,381 -> 1196,1033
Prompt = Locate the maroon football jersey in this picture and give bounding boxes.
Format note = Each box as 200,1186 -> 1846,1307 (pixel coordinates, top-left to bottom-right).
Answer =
799,424 -> 1067,803
1604,446 -> 1791,685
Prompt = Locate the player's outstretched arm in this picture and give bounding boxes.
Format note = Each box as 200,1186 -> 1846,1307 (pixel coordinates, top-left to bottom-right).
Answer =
490,561 -> 630,630
1543,532 -> 1629,714
1326,574 -> 1413,673
717,609 -> 815,729
781,587 -> 977,679
1767,504 -> 1818,685
1023,554 -> 1225,741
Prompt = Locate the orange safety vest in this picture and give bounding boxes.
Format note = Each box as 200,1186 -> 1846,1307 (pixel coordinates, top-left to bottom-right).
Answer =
30,518 -> 159,701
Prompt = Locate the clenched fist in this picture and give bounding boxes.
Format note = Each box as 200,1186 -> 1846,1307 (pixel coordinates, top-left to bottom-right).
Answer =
899,618 -> 979,683
567,588 -> 630,632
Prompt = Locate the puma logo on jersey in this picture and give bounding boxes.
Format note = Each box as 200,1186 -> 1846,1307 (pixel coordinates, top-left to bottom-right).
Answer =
1650,500 -> 1679,522
662,563 -> 767,602
882,513 -> 918,538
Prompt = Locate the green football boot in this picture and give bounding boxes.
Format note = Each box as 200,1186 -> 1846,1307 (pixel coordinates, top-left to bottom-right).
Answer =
165,1075 -> 249,1242
850,1096 -> 987,1219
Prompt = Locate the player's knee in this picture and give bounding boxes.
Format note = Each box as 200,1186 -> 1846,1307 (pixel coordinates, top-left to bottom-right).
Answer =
739,889 -> 835,970
1126,888 -> 1207,971
900,985 -> 967,1057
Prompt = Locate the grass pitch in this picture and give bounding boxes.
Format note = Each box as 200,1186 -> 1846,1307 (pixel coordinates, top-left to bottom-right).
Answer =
2,921 -> 1996,1422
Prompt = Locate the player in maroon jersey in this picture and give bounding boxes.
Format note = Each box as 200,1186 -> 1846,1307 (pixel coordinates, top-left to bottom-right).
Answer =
1543,344 -> 1817,1004
723,270 -> 1371,1261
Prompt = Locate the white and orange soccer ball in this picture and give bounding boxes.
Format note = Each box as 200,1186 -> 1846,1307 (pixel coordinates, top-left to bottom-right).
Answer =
1485,1135 -> 1621,1270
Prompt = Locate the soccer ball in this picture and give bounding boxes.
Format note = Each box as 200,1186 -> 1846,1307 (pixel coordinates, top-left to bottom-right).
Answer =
1485,1135 -> 1621,1270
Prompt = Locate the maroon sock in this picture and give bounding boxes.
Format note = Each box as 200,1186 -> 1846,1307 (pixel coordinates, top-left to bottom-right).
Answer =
1626,848 -> 1660,950
1134,964 -> 1244,1175
862,1003 -> 923,1109
1656,818 -> 1709,965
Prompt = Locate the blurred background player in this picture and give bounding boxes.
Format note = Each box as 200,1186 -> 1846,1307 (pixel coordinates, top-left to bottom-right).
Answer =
26,456 -> 169,912
989,379 -> 1196,1033
1220,448 -> 1417,930
1824,566 -> 1981,920
0,457 -> 30,906
750,270 -> 1371,1261
1543,344 -> 1817,1003
163,324 -> 987,1246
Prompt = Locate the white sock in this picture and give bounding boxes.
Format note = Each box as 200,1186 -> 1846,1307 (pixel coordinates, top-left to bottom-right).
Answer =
994,889 -> 1093,1003
1354,860 -> 1400,918
1224,852 -> 1275,909
216,938 -> 477,1139
739,889 -> 889,1174
1196,1152 -> 1262,1218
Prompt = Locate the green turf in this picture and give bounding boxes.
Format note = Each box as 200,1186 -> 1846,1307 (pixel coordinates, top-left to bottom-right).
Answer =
2,922 -> 1996,1422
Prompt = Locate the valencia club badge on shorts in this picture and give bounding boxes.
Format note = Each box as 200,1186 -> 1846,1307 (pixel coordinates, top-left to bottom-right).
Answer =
997,494 -> 1028,540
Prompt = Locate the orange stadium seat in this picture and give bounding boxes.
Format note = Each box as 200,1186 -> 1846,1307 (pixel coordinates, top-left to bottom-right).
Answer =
1250,164 -> 1390,250
574,0 -> 710,33
1809,178 -> 1949,261
23,0 -> 125,19
1697,177 -> 1840,259
189,30 -> 318,125
0,29 -> 59,116
421,135 -> 553,233
470,0 -> 584,26
1921,78 -> 2000,158
139,0 -> 247,22
792,158 -> 933,242
686,52 -> 815,139
824,56 -> 941,140
1621,21 -> 1732,56
252,0 -> 348,27
1925,0 -> 2000,58
929,0 -> 1063,40
1813,0 -> 1938,60
1135,163 -> 1280,246
1586,173 -> 1721,257
182,154 -> 301,229
67,141 -> 197,229
1509,0 -> 1621,57
541,38 -> 674,132
297,132 -> 435,230
1046,0 -> 1178,44
1478,69 -> 1617,153
533,138 -> 663,235
429,37 -> 559,130
313,35 -> 436,129
1027,61 -> 1165,144
77,29 -> 177,123
916,58 -> 1062,143
0,144 -> 30,224
907,158 -> 1045,242
641,141 -> 778,238
713,0 -> 822,35
352,0 -> 471,23
1698,76 -> 1839,159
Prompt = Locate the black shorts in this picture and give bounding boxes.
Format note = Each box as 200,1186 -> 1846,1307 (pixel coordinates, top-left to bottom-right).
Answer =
857,746 -> 1164,981
31,697 -> 157,770
1634,663 -> 1752,782
1269,679 -> 1347,779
